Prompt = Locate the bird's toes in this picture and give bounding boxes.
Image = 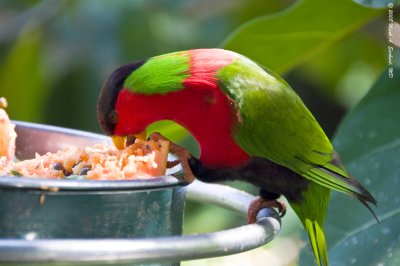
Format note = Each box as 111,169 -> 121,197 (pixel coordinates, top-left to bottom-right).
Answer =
247,197 -> 286,223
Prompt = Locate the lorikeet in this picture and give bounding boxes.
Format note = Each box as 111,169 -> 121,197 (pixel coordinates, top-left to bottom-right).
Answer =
97,48 -> 377,266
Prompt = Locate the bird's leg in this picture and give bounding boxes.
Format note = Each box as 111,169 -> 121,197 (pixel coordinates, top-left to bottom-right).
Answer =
247,190 -> 286,224
149,132 -> 195,184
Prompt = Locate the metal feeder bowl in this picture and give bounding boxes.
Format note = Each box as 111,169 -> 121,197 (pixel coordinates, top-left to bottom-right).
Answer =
0,121 -> 281,265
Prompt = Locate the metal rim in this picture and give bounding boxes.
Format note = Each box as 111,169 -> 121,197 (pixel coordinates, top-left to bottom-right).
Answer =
0,180 -> 281,264
0,175 -> 182,192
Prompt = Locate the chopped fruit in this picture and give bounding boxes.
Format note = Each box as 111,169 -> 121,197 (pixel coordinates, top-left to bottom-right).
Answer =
0,97 -> 17,166
0,98 -> 170,180
3,140 -> 169,180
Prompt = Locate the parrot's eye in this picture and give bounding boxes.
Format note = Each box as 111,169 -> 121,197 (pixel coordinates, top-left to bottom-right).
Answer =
109,110 -> 118,124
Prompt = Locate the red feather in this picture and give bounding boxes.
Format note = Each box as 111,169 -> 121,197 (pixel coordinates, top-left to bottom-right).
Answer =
115,49 -> 249,168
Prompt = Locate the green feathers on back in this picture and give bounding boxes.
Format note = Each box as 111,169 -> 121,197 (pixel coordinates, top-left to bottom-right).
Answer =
123,51 -> 190,95
217,55 -> 333,175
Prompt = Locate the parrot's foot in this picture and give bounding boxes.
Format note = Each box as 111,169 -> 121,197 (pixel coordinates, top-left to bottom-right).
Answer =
247,197 -> 286,224
149,132 -> 195,184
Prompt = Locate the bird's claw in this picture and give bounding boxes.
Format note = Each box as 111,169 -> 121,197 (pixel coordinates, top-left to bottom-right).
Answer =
149,132 -> 195,184
247,197 -> 286,224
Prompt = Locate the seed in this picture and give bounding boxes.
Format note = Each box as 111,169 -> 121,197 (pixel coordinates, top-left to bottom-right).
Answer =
51,162 -> 65,171
52,162 -> 73,176
126,135 -> 136,146
79,166 -> 91,176
64,171 -> 73,176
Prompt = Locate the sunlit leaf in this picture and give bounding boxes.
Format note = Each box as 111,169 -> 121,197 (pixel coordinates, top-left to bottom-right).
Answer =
222,0 -> 382,74
297,33 -> 386,107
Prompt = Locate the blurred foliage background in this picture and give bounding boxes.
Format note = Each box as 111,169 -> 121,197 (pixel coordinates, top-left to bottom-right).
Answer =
0,0 -> 398,265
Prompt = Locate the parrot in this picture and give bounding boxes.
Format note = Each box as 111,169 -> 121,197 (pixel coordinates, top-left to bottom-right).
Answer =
97,48 -> 377,266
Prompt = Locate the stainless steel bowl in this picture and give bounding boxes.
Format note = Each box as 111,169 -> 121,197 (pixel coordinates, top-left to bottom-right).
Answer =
0,121 -> 185,239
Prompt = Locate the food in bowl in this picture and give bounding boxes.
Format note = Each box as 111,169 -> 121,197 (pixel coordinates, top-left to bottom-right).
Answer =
0,98 -> 169,180
0,98 -> 17,167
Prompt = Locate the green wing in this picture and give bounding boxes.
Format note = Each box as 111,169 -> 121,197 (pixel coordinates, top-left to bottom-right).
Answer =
217,55 -> 332,173
217,55 -> 374,202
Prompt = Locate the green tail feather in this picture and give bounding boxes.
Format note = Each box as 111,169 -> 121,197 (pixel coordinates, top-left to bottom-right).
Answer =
306,166 -> 376,205
302,152 -> 377,206
290,183 -> 331,266
305,219 -> 329,266
303,154 -> 378,221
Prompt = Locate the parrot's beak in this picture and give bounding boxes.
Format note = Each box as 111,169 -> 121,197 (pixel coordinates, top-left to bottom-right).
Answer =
112,135 -> 126,150
134,130 -> 147,141
112,130 -> 147,150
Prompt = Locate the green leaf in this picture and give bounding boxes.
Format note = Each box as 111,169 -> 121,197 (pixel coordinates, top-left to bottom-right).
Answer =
0,28 -> 49,122
299,69 -> 400,265
327,69 -> 400,265
333,69 -> 400,163
222,0 -> 382,74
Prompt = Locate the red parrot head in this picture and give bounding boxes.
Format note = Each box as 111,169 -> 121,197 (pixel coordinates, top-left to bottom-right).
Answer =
97,49 -> 249,167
